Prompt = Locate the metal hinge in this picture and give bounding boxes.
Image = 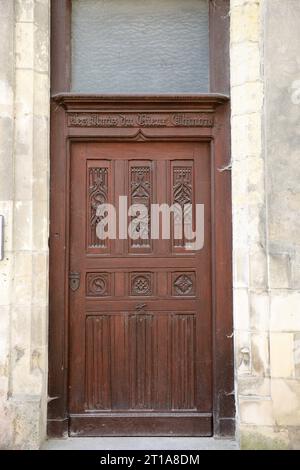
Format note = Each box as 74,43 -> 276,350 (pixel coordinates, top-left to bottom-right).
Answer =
69,272 -> 80,291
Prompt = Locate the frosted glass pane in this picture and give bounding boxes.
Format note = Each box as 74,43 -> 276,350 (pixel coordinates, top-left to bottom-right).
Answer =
71,0 -> 209,93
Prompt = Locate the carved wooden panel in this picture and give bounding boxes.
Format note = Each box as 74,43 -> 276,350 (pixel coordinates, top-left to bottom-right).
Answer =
87,163 -> 110,250
86,273 -> 112,297
130,272 -> 153,296
85,315 -> 112,410
129,162 -> 152,251
172,272 -> 196,297
85,313 -> 197,411
171,161 -> 194,250
173,168 -> 192,207
171,314 -> 196,409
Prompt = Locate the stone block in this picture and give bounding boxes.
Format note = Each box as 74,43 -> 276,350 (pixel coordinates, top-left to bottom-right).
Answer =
230,2 -> 261,44
230,42 -> 261,87
291,253 -> 300,289
0,119 -> 13,200
268,192 -> 300,246
33,116 -> 49,201
0,254 -> 13,306
247,158 -> 265,201
249,292 -> 269,332
235,330 -> 251,375
14,114 -> 34,165
232,159 -> 249,207
269,253 -> 291,289
247,204 -> 266,245
249,245 -> 268,290
15,22 -> 34,70
289,427 -> 300,450
240,424 -> 290,450
270,292 -> 300,332
271,378 -> 300,426
11,306 -> 31,350
5,398 -> 42,450
251,332 -> 269,377
231,82 -> 264,116
15,68 -> 34,117
31,305 -> 48,350
16,0 -> 34,23
294,333 -> 300,378
0,403 -> 14,450
231,113 -> 262,160
233,288 -> 250,330
32,253 -> 48,304
233,244 -> 249,288
0,201 -> 13,252
239,398 -> 275,426
34,2 -> 50,73
238,376 -> 271,398
13,201 -> 33,250
33,72 -> 49,118
270,333 -> 295,378
32,199 -> 49,251
0,305 -> 10,396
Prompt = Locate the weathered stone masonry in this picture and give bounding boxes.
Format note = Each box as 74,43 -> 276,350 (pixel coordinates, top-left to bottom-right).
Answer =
0,0 -> 299,449
231,0 -> 300,449
0,0 -> 49,449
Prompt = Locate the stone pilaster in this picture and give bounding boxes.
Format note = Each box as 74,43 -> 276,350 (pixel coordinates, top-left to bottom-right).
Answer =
231,0 -> 300,449
0,0 -> 50,449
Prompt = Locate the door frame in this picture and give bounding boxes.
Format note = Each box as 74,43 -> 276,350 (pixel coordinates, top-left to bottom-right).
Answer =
47,0 -> 234,438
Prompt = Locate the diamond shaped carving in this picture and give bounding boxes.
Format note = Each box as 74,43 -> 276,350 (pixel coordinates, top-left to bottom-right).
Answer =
172,272 -> 195,296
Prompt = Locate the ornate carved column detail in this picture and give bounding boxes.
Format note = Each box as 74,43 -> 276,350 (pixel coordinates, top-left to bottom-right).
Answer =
88,167 -> 108,248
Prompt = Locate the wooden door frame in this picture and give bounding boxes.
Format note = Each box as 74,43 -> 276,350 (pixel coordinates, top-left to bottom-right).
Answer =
47,0 -> 234,438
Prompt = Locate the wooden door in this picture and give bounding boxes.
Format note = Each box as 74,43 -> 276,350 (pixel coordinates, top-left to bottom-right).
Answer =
68,140 -> 212,436
48,1 -> 234,440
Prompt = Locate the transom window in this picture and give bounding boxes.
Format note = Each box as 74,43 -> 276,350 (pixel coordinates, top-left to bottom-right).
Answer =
71,0 -> 210,93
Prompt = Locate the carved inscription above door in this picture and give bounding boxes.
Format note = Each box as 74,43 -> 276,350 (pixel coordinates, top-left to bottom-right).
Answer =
68,112 -> 215,128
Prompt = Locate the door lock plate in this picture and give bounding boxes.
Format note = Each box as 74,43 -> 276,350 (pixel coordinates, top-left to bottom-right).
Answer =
69,272 -> 80,291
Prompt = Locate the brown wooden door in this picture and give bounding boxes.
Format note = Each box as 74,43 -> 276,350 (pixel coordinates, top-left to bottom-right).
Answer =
69,140 -> 212,436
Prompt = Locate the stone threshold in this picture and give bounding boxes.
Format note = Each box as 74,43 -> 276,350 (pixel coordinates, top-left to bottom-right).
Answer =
42,437 -> 238,450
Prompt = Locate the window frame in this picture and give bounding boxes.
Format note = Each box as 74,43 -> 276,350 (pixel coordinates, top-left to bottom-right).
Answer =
51,0 -> 230,95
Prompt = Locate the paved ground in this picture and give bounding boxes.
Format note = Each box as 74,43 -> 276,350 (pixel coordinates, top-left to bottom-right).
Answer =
42,437 -> 238,450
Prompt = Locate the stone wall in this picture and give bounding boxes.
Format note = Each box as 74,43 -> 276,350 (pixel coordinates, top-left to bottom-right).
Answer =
231,0 -> 300,449
0,0 -> 50,449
